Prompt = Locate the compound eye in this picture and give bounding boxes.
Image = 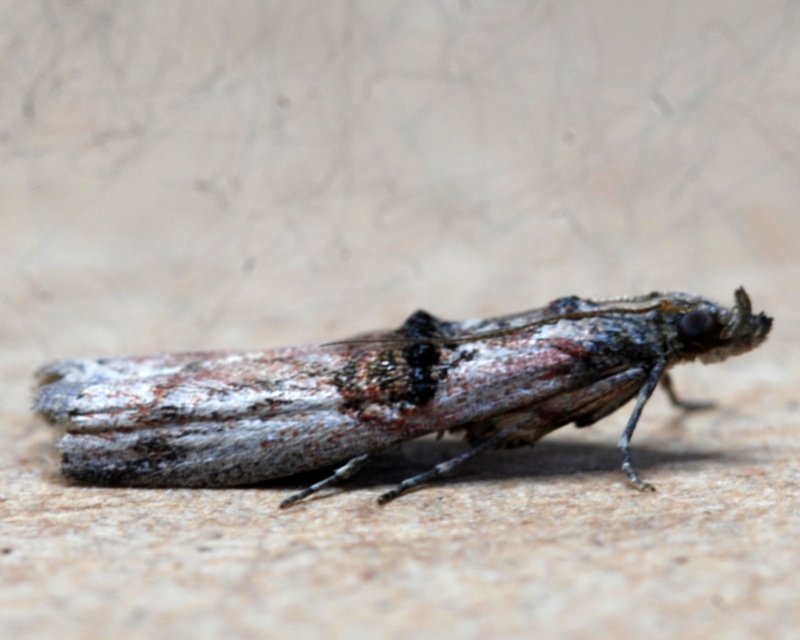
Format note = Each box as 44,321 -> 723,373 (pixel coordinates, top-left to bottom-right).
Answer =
677,310 -> 721,350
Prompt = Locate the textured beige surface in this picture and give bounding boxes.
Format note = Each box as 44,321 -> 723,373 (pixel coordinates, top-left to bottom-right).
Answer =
2,2 -> 798,639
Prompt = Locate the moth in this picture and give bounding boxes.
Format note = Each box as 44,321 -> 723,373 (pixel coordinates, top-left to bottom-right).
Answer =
34,287 -> 772,506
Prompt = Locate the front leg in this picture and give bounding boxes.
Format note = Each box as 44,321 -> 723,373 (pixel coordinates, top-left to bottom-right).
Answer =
660,372 -> 714,411
618,359 -> 668,491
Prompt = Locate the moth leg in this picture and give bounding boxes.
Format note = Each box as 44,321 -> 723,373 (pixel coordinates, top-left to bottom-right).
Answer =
661,372 -> 714,411
377,424 -> 525,504
279,453 -> 371,508
618,358 -> 668,492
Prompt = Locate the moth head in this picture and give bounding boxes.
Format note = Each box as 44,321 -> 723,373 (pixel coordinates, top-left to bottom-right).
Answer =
676,287 -> 772,364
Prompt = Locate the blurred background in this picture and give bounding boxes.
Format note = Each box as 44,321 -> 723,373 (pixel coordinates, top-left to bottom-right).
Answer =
2,2 -> 797,638
5,2 -> 795,358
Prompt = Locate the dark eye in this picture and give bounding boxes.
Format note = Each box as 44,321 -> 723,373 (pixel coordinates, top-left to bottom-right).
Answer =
677,310 -> 721,350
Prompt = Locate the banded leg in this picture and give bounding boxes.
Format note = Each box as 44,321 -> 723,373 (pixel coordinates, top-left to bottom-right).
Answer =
279,453 -> 371,508
377,427 -> 519,505
618,358 -> 667,491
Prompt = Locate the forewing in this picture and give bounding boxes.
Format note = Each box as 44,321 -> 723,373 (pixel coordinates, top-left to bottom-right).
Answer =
35,347 -> 417,486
